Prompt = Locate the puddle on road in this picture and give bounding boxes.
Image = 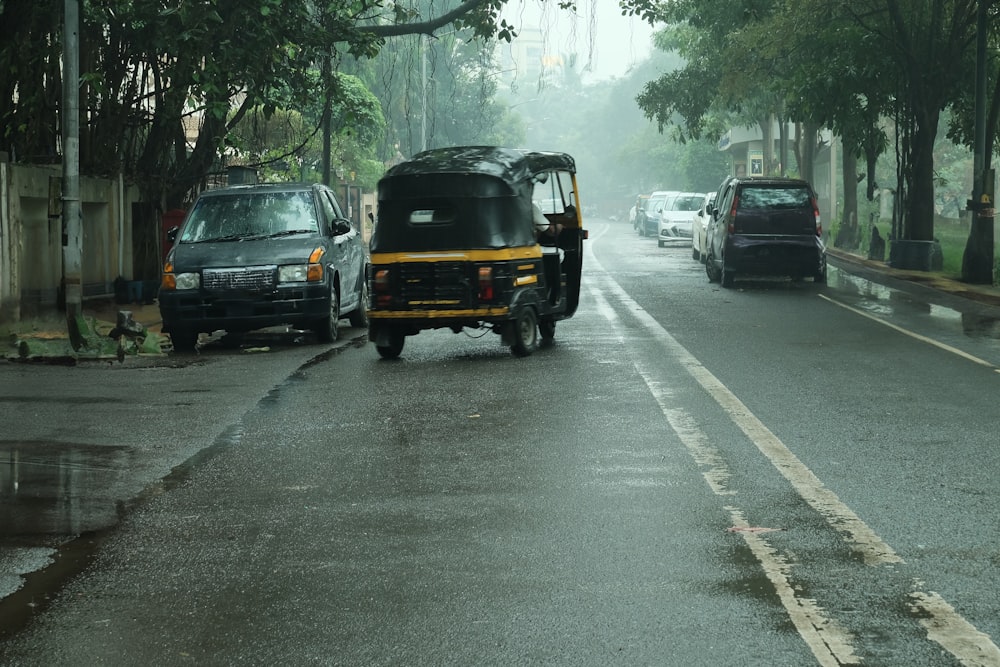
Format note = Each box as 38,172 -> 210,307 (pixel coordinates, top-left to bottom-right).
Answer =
0,441 -> 134,538
832,269 -> 1000,342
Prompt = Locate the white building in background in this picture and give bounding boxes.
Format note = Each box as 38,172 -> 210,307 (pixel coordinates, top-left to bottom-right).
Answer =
495,26 -> 567,92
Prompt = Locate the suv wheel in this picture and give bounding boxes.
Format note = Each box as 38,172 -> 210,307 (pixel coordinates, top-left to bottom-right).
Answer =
721,260 -> 735,288
705,252 -> 720,283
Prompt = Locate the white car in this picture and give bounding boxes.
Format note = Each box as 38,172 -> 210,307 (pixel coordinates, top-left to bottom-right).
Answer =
638,190 -> 677,237
657,192 -> 706,247
691,192 -> 716,262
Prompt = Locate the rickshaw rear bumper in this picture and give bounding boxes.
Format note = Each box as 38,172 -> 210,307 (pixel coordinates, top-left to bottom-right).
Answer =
368,306 -> 512,334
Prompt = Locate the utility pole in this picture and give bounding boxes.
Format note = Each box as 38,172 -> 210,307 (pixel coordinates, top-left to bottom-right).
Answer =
62,0 -> 84,348
421,34 -> 428,152
962,0 -> 995,284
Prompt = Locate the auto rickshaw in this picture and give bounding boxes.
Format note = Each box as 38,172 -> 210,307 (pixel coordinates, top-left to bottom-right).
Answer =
367,145 -> 587,358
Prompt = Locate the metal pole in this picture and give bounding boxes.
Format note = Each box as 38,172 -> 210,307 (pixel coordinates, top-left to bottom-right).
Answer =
421,35 -> 427,152
62,0 -> 84,347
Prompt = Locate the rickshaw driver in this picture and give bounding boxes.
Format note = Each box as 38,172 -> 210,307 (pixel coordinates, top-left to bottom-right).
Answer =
533,201 -> 566,305
532,201 -> 562,242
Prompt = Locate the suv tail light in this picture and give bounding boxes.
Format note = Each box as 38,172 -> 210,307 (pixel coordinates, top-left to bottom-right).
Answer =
812,197 -> 822,236
728,195 -> 739,233
478,266 -> 494,302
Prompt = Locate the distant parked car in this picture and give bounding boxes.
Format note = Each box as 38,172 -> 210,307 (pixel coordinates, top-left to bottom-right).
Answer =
657,192 -> 706,247
637,190 -> 678,237
691,192 -> 717,263
704,177 -> 825,288
159,182 -> 369,351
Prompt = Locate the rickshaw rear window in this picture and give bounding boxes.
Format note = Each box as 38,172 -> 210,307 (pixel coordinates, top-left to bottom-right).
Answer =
409,207 -> 455,225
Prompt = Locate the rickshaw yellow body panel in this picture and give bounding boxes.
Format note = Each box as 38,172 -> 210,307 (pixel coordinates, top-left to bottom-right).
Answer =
368,306 -> 512,320
369,247 -> 543,264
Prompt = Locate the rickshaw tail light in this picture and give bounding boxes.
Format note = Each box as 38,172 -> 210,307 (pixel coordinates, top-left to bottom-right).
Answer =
374,269 -> 392,307
478,266 -> 494,301
374,269 -> 390,292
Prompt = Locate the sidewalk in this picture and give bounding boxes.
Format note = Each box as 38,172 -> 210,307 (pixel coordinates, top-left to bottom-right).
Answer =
2,298 -> 167,361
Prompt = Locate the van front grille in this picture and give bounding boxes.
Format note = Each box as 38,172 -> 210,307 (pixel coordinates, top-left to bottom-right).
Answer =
203,266 -> 276,291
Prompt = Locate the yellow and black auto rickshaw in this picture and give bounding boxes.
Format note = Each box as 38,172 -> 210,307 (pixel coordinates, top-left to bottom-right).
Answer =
367,146 -> 587,358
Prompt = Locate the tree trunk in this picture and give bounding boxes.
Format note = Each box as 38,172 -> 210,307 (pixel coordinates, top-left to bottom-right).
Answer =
835,136 -> 860,250
902,107 -> 938,241
799,122 -> 818,184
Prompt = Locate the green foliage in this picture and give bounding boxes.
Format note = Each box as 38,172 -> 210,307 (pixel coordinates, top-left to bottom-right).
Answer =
0,0 -> 545,207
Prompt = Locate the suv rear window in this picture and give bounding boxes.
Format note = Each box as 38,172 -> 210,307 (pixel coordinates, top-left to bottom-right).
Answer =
738,186 -> 811,210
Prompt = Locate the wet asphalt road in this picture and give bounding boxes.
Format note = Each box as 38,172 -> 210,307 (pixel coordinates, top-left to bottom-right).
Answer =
1,220 -> 999,665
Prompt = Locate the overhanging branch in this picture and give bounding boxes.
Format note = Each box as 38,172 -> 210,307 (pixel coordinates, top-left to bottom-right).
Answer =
360,0 -> 492,38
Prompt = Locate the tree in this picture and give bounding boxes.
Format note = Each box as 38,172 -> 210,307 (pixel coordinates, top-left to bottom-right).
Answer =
839,0 -> 978,244
0,0 -> 560,209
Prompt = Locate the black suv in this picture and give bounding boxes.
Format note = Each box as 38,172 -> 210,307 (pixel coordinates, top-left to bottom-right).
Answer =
158,183 -> 369,351
704,177 -> 826,288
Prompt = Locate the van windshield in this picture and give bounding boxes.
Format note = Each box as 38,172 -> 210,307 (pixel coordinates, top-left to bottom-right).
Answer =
180,191 -> 319,242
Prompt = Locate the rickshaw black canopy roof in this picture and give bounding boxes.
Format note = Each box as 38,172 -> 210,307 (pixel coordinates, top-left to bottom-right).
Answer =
382,146 -> 576,184
372,146 -> 577,252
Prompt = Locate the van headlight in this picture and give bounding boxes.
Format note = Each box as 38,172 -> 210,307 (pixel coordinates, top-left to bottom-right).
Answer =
174,272 -> 200,290
279,264 -> 310,283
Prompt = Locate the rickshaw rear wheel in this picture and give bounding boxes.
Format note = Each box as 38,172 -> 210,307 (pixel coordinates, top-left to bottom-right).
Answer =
539,317 -> 556,341
510,308 -> 539,357
376,329 -> 405,359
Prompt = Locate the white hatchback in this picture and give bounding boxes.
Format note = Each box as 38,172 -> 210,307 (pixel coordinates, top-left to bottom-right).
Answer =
657,192 -> 706,247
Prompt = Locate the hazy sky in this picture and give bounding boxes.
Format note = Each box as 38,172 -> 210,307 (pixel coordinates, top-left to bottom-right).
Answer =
500,0 -> 657,82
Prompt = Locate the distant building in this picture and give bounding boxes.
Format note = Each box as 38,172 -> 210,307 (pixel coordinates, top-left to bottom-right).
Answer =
496,26 -> 568,91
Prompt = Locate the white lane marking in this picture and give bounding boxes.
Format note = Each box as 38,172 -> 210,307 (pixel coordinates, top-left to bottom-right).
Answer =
585,266 -> 901,566
583,232 -> 1000,664
730,508 -> 862,667
587,284 -> 861,666
818,294 -> 998,371
909,591 -> 1000,667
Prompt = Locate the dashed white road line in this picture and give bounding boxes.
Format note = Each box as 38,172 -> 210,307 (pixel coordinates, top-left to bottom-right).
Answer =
583,226 -> 1000,665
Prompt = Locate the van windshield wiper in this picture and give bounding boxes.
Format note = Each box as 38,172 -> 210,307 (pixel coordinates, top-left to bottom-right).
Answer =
265,229 -> 316,238
191,232 -> 266,243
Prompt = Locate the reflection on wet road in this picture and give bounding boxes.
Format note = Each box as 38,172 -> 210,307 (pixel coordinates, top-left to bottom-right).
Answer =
0,442 -> 134,537
828,267 -> 1000,366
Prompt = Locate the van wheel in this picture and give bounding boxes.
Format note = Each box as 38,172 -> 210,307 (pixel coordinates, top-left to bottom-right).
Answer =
170,327 -> 199,353
220,331 -> 244,349
376,329 -> 405,359
316,289 -> 339,343
510,308 -> 539,357
348,278 -> 369,327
